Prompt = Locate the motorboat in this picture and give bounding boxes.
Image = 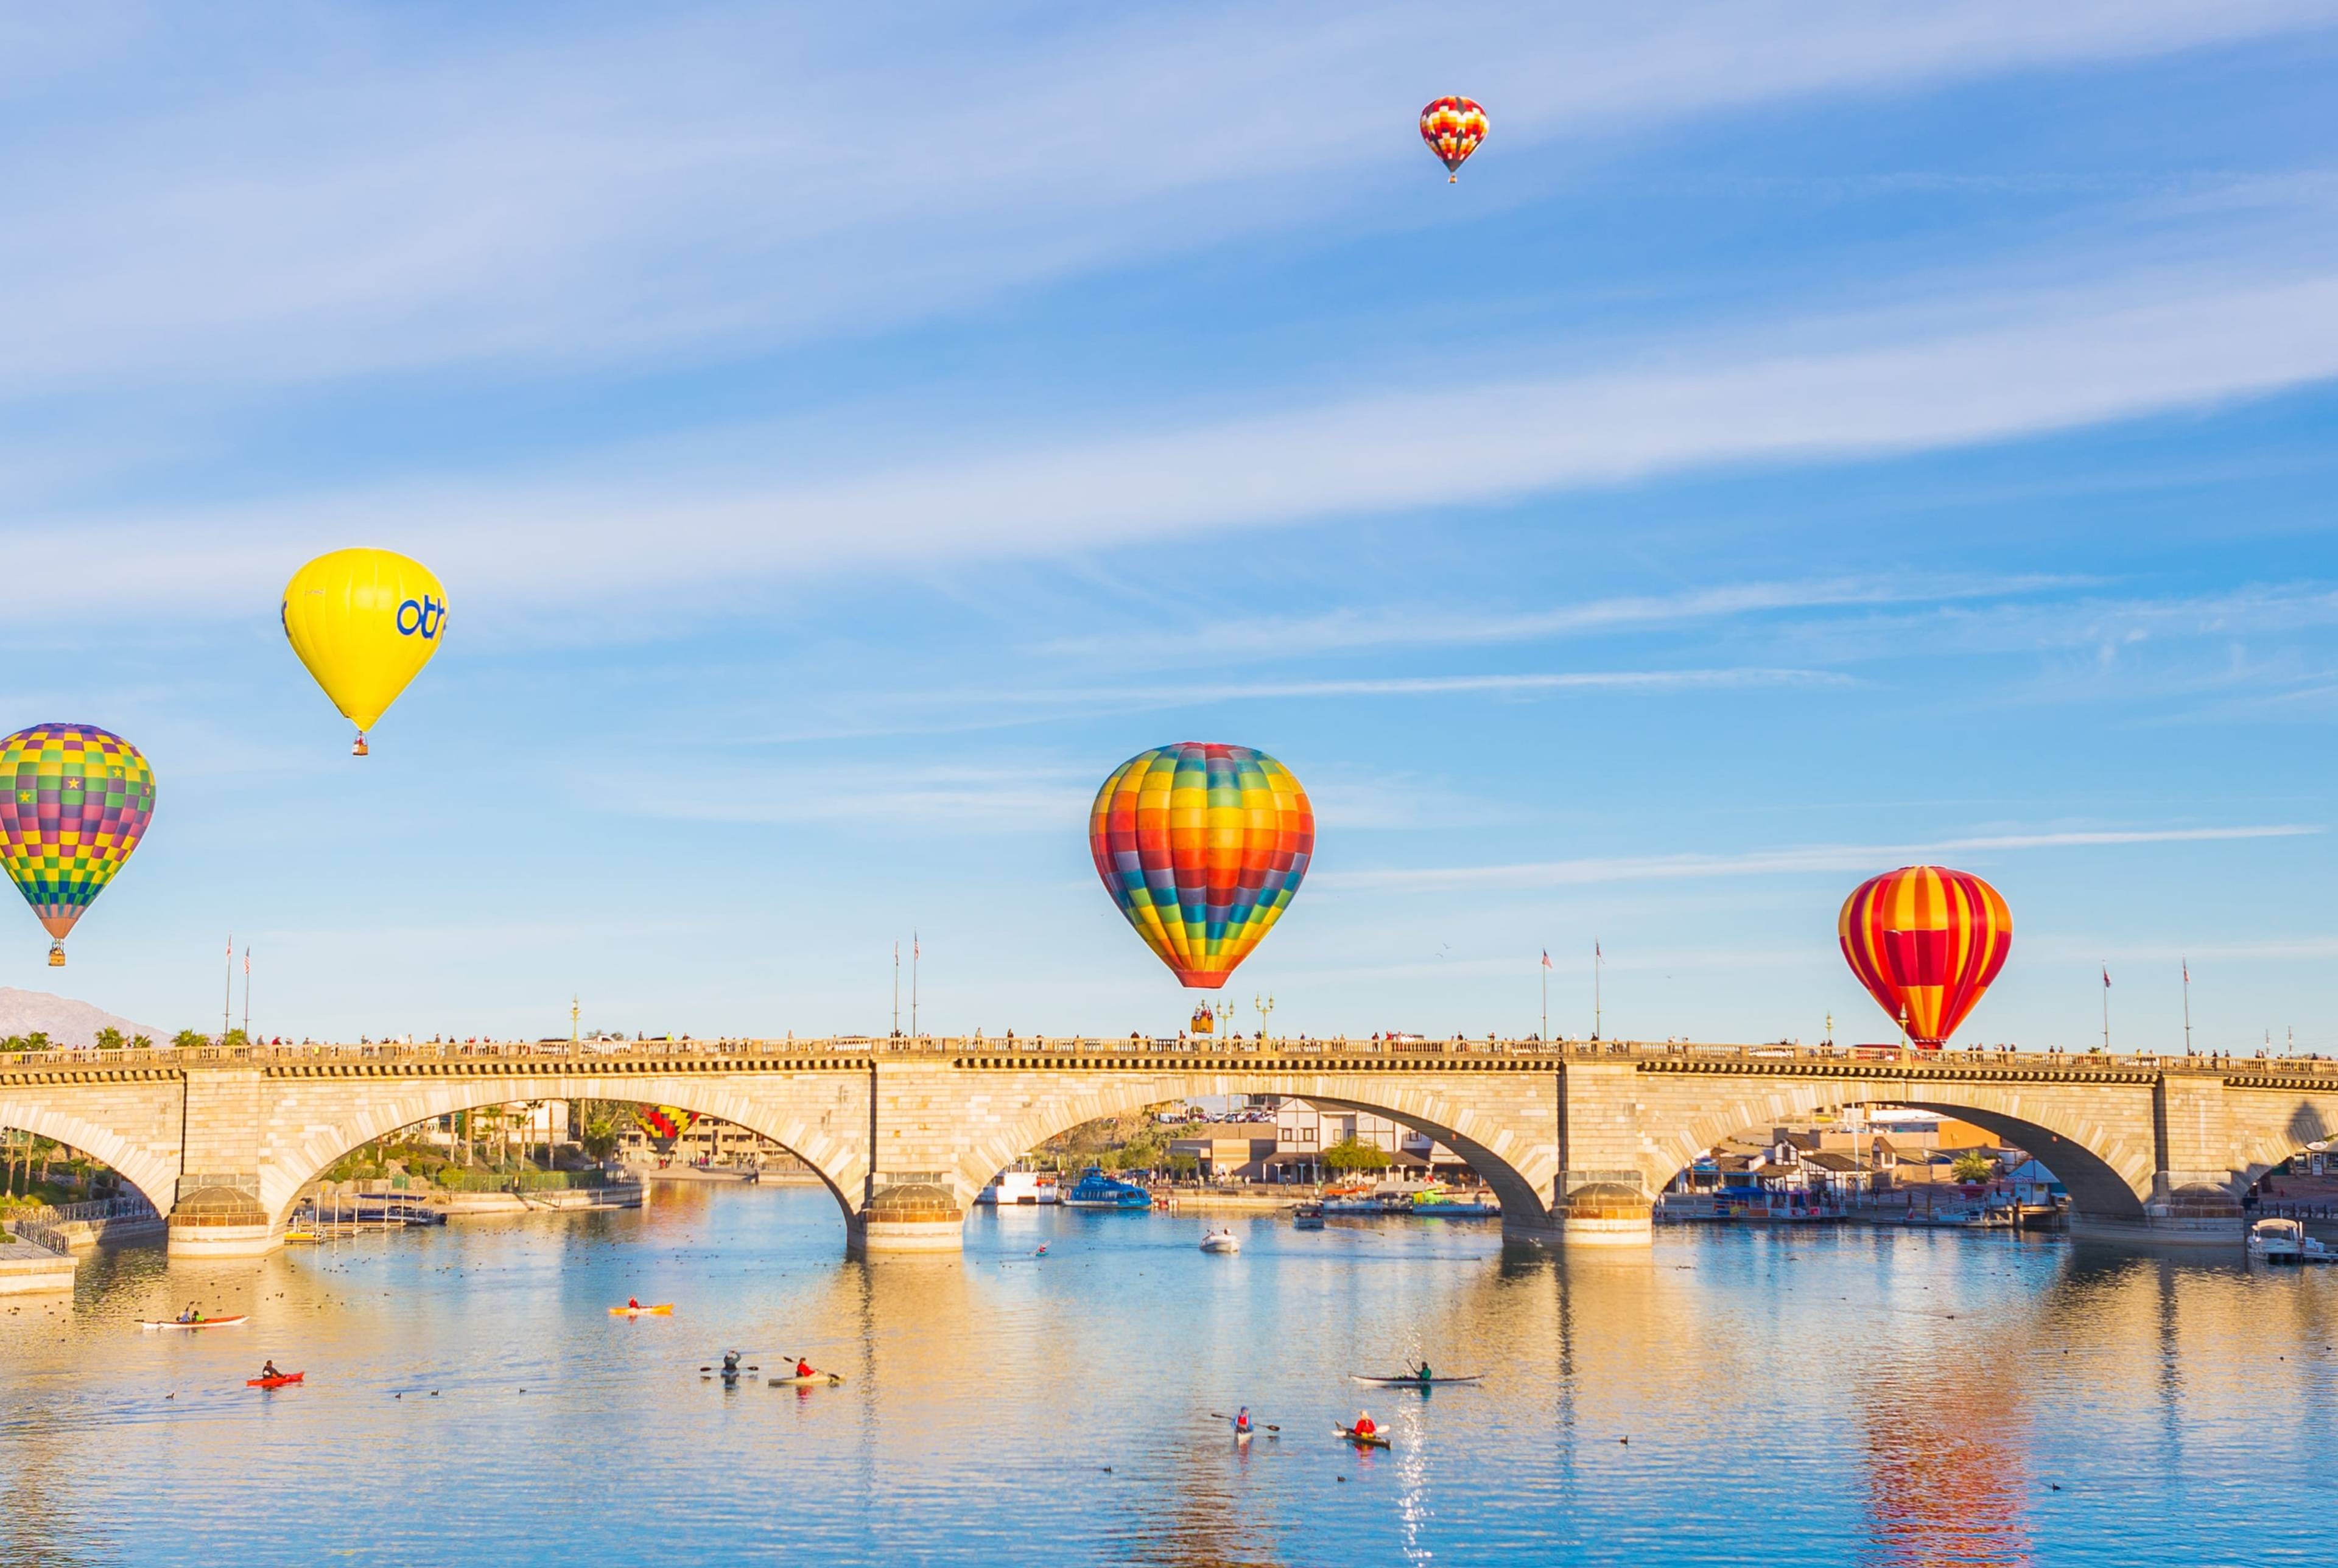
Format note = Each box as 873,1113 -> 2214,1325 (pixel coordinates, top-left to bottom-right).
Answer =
1199,1228 -> 1241,1254
976,1170 -> 1061,1207
1292,1203 -> 1325,1230
1064,1167 -> 1152,1209
1409,1189 -> 1500,1219
2248,1217 -> 2335,1263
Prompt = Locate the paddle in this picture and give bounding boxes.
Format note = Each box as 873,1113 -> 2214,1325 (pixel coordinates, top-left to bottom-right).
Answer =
1209,1411 -> 1280,1433
698,1365 -> 760,1372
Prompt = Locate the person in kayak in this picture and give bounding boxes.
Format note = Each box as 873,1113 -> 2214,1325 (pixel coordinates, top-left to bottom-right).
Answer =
795,1357 -> 815,1379
178,1303 -> 202,1325
1234,1407 -> 1252,1436
259,1360 -> 283,1381
721,1352 -> 742,1375
1413,1359 -> 1433,1382
627,1297 -> 641,1311
1352,1410 -> 1377,1438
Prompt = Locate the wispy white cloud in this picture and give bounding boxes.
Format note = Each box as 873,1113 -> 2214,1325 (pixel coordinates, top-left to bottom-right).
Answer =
1032,574 -> 2084,663
1,2 -> 2323,394
925,667 -> 1851,710
17,268 -> 2338,632
1320,825 -> 2324,892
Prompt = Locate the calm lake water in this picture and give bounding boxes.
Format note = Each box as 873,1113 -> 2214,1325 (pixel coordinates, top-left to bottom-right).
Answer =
5,1185 -> 2335,1566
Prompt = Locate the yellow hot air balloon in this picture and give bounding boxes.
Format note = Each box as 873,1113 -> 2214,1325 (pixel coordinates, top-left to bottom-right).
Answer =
281,548 -> 449,755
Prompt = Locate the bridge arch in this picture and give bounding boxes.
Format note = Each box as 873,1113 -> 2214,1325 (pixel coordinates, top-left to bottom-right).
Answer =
953,1071 -> 1558,1232
0,1095 -> 177,1217
259,1074 -> 868,1229
2225,1093 -> 2338,1194
1645,1080 -> 2157,1220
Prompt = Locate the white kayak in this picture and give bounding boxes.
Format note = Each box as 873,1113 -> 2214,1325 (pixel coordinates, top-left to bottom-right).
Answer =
1199,1230 -> 1240,1254
140,1315 -> 248,1331
1350,1372 -> 1483,1387
767,1372 -> 846,1387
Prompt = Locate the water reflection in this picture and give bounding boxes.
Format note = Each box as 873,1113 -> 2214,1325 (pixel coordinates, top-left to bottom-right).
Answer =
1,1193 -> 2331,1565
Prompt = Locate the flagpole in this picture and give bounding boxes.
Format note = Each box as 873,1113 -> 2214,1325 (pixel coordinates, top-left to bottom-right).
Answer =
222,934 -> 233,1039
242,947 -> 251,1040
893,942 -> 900,1038
2101,965 -> 2111,1052
911,930 -> 919,1041
1593,940 -> 1603,1041
1540,957 -> 1548,1044
2182,959 -> 2192,1054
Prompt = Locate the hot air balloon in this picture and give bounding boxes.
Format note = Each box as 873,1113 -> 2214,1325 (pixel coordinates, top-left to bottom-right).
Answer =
1839,866 -> 2012,1048
1090,743 -> 1314,989
281,548 -> 449,755
635,1105 -> 698,1141
0,724 -> 156,967
1419,96 -> 1488,183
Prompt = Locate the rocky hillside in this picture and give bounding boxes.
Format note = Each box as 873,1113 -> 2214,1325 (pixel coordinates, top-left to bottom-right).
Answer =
0,987 -> 167,1048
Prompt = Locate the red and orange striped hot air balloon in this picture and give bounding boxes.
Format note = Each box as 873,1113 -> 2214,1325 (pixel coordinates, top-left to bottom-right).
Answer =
1838,866 -> 2012,1048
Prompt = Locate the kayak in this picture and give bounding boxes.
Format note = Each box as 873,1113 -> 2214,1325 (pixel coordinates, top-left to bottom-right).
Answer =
608,1304 -> 673,1317
1350,1373 -> 1483,1387
1335,1425 -> 1391,1448
767,1373 -> 845,1388
248,1373 -> 305,1388
140,1315 -> 248,1331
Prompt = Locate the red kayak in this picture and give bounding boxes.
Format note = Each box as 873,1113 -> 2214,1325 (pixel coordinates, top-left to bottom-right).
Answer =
247,1372 -> 304,1389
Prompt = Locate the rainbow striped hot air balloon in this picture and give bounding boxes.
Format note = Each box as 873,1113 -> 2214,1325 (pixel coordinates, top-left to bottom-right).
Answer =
0,724 -> 156,967
1090,743 -> 1314,989
1839,866 -> 2012,1048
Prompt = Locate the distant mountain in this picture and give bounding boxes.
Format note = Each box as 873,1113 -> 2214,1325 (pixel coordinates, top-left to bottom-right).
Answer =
0,988 -> 168,1048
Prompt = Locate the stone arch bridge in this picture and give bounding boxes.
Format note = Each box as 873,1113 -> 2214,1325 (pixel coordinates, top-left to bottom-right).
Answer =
5,1040 -> 2335,1256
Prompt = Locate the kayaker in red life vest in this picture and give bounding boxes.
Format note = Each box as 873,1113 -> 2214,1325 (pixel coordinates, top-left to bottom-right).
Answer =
1235,1407 -> 1252,1435
627,1297 -> 641,1310
1352,1411 -> 1377,1438
796,1358 -> 814,1379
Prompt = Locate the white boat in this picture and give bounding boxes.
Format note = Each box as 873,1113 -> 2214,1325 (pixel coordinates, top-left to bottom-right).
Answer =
2248,1217 -> 2335,1264
1199,1228 -> 1241,1254
976,1170 -> 1061,1207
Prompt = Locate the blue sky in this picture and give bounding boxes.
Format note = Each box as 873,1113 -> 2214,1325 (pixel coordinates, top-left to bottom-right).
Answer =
4,2 -> 2335,1049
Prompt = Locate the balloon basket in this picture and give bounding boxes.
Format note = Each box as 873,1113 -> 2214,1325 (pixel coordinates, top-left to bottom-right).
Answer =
46,942 -> 65,967
351,733 -> 370,757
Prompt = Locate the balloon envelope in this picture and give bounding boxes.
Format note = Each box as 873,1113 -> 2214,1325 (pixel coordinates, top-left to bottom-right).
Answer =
0,724 -> 156,953
281,548 -> 448,742
1090,743 -> 1314,989
636,1105 -> 697,1141
1419,96 -> 1489,178
1839,865 -> 2011,1047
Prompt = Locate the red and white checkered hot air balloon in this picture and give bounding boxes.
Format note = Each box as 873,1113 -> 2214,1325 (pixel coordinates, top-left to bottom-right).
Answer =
1419,96 -> 1488,183
1839,866 -> 2012,1049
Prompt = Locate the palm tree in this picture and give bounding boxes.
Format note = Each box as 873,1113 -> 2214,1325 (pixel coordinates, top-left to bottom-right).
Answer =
93,1027 -> 125,1051
130,1034 -> 153,1050
1950,1149 -> 1997,1185
172,1029 -> 208,1050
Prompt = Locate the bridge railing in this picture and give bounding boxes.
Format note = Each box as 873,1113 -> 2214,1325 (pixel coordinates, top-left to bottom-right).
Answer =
3,1035 -> 2334,1076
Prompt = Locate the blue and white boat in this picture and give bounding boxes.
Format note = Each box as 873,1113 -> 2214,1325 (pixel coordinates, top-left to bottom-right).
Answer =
1064,1166 -> 1152,1209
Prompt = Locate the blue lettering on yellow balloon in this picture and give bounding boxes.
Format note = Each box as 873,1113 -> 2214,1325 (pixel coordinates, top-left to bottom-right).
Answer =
395,595 -> 447,639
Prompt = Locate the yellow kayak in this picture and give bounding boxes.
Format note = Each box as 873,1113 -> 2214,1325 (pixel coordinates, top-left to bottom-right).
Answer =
608,1304 -> 673,1317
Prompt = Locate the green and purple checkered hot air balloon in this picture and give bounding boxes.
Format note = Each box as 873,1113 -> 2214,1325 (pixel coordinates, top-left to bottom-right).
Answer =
0,724 -> 156,967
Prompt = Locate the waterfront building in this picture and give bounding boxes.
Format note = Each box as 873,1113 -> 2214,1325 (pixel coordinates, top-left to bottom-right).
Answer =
619,1113 -> 812,1175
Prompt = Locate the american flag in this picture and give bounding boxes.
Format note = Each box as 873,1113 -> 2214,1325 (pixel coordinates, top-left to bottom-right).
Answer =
2102,966 -> 2112,989
1540,949 -> 1552,970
